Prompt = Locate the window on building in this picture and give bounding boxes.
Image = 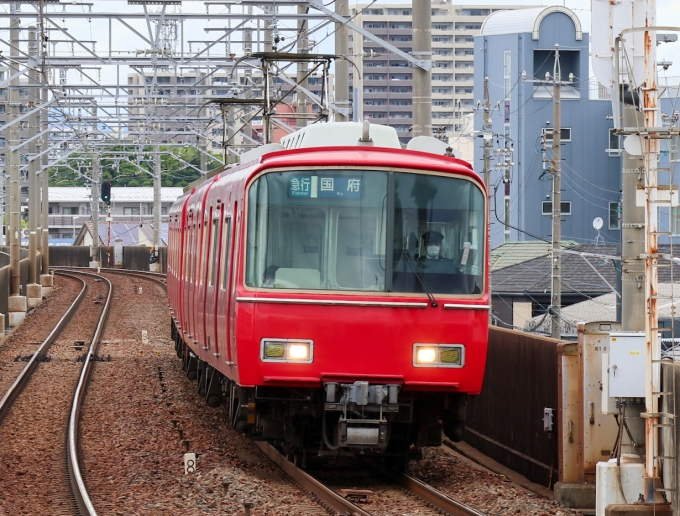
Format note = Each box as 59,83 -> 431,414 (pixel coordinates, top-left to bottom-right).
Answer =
390,61 -> 409,67
391,112 -> 412,119
62,207 -> 78,215
366,74 -> 385,81
389,99 -> 412,106
457,8 -> 490,16
455,23 -> 482,31
124,207 -> 141,216
365,61 -> 386,68
542,127 -> 572,142
433,49 -> 453,56
390,22 -> 411,29
432,36 -> 452,43
387,8 -> 410,15
609,202 -> 621,230
542,201 -> 572,215
364,23 -> 385,29
364,9 -> 383,15
390,86 -> 412,93
365,100 -> 386,106
390,36 -> 412,42
364,87 -> 386,93
504,51 -> 512,99
390,74 -> 411,81
432,23 -> 453,31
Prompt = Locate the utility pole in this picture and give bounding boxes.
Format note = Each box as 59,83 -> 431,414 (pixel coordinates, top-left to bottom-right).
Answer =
482,78 -> 492,193
412,0 -> 431,137
550,44 -> 562,340
621,104 -> 646,331
334,0 -> 349,122
641,12 -> 662,502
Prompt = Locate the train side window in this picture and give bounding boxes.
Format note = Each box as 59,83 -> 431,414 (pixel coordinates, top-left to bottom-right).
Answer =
221,216 -> 232,290
190,223 -> 197,283
209,217 -> 219,287
200,218 -> 209,286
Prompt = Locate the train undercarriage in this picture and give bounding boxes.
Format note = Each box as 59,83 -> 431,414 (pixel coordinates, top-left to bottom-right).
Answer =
171,319 -> 467,467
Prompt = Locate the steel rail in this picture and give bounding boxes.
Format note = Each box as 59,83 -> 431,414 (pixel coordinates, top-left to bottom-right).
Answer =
0,271 -> 88,423
65,269 -> 114,516
253,441 -> 372,516
397,473 -> 488,516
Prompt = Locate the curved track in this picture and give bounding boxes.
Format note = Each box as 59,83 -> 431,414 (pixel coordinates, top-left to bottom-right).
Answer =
0,270 -> 113,516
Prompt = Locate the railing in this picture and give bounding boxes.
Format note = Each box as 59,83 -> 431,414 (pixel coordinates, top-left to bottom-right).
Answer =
48,214 -> 170,227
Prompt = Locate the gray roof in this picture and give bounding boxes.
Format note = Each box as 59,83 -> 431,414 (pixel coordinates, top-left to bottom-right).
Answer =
49,187 -> 183,204
490,240 -> 578,272
78,222 -> 168,246
480,5 -> 583,40
492,243 -> 620,295
524,283 -> 680,335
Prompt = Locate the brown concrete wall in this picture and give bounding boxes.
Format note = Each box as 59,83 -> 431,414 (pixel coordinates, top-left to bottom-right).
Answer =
465,327 -> 561,488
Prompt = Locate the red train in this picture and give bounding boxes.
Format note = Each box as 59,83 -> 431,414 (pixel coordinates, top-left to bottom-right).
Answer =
167,122 -> 489,465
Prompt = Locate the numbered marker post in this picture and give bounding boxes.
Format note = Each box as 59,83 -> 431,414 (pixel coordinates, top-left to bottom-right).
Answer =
184,452 -> 196,474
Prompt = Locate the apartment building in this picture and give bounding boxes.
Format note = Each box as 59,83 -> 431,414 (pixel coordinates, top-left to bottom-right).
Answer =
350,2 -> 527,145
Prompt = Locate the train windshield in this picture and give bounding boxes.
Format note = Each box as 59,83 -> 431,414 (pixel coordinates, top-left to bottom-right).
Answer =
246,169 -> 485,295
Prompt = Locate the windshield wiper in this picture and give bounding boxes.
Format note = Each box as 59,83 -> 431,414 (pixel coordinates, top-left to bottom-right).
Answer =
403,252 -> 438,307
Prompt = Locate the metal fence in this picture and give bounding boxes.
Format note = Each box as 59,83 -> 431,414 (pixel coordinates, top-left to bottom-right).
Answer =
465,326 -> 560,488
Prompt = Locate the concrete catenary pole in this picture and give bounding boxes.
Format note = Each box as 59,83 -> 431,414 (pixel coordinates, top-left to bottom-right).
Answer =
621,104 -> 646,331
27,27 -> 38,285
334,0 -> 349,122
297,5 -> 309,128
412,0 -> 431,137
8,2 -> 21,296
550,45 -> 562,340
153,145 -> 161,250
40,78 -> 49,275
90,103 -> 99,267
641,1 -> 661,500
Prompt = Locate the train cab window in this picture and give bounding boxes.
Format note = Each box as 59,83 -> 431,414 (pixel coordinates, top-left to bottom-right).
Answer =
246,169 -> 485,296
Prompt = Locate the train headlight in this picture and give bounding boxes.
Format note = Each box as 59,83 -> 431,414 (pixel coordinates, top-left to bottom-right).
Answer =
261,339 -> 313,363
413,344 -> 465,368
416,347 -> 437,363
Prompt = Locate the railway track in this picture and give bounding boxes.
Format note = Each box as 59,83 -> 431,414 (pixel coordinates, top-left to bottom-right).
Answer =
0,270 -> 113,516
254,440 -> 487,516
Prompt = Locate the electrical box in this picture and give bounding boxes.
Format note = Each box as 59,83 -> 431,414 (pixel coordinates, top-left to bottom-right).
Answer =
608,332 -> 645,398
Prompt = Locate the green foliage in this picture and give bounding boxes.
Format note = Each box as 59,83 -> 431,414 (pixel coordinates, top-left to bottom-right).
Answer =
48,145 -> 222,188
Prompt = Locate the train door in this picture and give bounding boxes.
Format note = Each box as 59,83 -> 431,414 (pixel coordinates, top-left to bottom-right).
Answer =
228,202 -> 240,367
181,212 -> 193,339
189,217 -> 199,342
196,209 -> 210,349
206,204 -> 223,361
200,206 -> 215,357
216,209 -> 232,370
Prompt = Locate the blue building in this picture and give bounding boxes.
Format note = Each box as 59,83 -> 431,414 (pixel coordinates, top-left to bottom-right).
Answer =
474,6 -> 622,248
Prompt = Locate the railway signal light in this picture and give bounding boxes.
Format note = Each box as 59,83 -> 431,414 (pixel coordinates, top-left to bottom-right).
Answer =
101,180 -> 111,205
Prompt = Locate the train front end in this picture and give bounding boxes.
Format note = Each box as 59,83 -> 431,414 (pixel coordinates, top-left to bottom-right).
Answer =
234,147 -> 489,459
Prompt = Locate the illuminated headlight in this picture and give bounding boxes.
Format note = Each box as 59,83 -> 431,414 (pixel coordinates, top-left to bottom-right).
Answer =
261,339 -> 313,363
413,344 -> 465,368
